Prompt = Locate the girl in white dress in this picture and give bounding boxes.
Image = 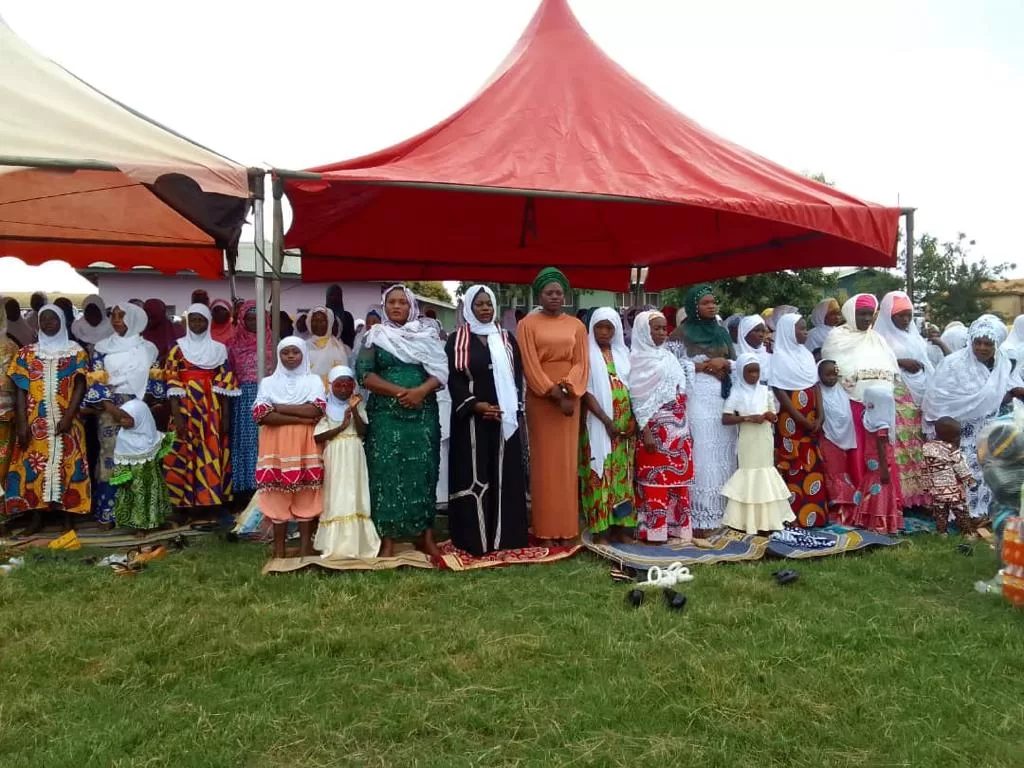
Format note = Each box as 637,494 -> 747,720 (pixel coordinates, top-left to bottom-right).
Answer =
314,365 -> 381,559
721,354 -> 796,534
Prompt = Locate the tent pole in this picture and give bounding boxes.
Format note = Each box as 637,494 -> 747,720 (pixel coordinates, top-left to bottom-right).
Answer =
271,177 -> 285,347
252,173 -> 267,381
904,209 -> 916,305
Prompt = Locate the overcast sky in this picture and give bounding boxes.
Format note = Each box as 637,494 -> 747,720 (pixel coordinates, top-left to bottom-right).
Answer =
4,0 -> 1022,276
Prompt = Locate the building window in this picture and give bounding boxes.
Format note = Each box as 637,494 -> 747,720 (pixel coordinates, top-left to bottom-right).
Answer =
614,292 -> 660,308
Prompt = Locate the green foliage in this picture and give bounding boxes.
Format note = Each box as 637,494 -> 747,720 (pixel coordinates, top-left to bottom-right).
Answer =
661,269 -> 838,317
0,537 -> 1021,767
846,268 -> 905,300
913,232 -> 1014,327
406,280 -> 453,304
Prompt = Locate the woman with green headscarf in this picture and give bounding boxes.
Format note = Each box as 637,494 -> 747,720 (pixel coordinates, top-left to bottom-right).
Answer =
518,267 -> 590,545
666,284 -> 737,536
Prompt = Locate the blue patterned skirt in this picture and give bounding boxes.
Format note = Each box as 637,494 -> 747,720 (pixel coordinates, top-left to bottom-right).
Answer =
231,382 -> 260,493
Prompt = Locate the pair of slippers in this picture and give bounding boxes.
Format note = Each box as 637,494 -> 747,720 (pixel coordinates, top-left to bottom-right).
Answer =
626,587 -> 687,611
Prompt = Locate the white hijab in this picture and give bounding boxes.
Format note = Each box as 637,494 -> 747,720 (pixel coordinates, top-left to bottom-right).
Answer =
941,321 -> 968,352
818,360 -> 856,450
769,313 -> 818,391
255,337 -> 326,407
725,352 -> 772,416
1000,315 -> 1024,362
307,306 -> 349,377
628,310 -> 690,432
113,399 -> 164,464
70,294 -> 114,346
735,315 -> 771,383
584,307 -> 631,475
805,298 -> 839,352
862,384 -> 896,443
35,304 -> 81,360
177,304 -> 228,369
463,285 -> 518,440
365,284 -> 449,384
95,303 -> 157,399
820,294 -> 898,402
924,314 -> 1011,425
326,365 -> 354,422
873,291 -> 933,405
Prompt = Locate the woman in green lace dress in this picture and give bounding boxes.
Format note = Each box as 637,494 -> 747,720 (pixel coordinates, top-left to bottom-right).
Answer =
356,285 -> 449,558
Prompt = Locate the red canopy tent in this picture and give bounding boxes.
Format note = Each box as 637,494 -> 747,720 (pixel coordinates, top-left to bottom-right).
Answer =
282,0 -> 902,291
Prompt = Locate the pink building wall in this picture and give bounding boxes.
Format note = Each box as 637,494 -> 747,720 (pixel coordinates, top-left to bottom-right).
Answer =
91,274 -> 389,323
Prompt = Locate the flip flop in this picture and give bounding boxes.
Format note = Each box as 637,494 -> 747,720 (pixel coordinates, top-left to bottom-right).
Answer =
663,588 -> 688,611
625,588 -> 645,608
772,568 -> 799,585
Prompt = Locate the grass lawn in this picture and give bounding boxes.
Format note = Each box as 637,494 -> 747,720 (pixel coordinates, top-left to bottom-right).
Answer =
1,534 -> 1021,768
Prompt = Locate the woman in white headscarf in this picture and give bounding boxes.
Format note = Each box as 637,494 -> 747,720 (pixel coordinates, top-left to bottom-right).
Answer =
821,293 -> 899,489
162,304 -> 240,513
4,305 -> 91,530
735,315 -> 771,383
313,365 -> 380,559
1000,314 -> 1024,364
305,306 -> 349,385
873,291 -> 934,507
356,284 -> 449,558
629,310 -> 696,544
940,321 -> 968,353
804,298 -> 843,356
924,314 -> 1017,518
769,313 -> 827,527
252,336 -> 327,559
83,303 -> 164,527
445,286 -> 528,555
577,307 -> 635,543
70,294 -> 113,351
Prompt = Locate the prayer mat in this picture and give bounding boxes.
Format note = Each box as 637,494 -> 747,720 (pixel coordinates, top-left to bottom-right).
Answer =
768,525 -> 905,560
263,548 -> 434,575
903,512 -> 938,535
581,528 -> 769,570
1,520 -> 210,549
434,539 -> 581,572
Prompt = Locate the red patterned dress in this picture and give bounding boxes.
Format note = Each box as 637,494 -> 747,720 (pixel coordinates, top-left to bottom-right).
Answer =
635,392 -> 694,543
162,346 -> 239,508
775,387 -> 828,527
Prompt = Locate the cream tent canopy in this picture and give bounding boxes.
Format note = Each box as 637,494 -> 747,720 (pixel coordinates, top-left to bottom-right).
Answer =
0,17 -> 254,279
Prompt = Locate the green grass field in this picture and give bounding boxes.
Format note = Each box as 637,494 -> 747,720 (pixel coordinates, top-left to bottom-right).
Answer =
1,535 -> 1021,768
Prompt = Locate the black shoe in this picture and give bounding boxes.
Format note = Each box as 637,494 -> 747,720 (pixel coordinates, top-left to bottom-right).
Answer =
663,588 -> 687,611
773,568 -> 799,585
626,588 -> 645,608
957,542 -> 974,556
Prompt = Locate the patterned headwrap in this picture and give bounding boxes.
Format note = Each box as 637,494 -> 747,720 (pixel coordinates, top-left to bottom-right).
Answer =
532,267 -> 570,297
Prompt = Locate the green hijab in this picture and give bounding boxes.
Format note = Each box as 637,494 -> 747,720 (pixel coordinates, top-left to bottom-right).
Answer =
533,266 -> 570,297
679,284 -> 734,357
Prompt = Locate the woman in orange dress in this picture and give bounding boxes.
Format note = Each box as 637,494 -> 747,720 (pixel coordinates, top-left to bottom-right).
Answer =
517,267 -> 589,545
252,337 -> 326,559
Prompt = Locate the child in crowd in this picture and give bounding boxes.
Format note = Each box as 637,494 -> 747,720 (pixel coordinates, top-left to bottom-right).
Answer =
314,366 -> 380,559
851,385 -> 904,534
922,417 -> 977,536
721,354 -> 795,534
108,399 -> 173,533
253,337 -> 326,559
816,359 -> 860,524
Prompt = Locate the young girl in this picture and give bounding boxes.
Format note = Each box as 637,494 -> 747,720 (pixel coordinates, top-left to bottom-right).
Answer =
253,337 -> 326,559
816,359 -> 860,524
580,307 -> 636,543
163,304 -> 239,514
108,399 -> 173,533
721,354 -> 795,534
922,417 -> 977,536
852,385 -> 904,534
314,366 -> 380,559
5,305 -> 91,532
629,310 -> 695,544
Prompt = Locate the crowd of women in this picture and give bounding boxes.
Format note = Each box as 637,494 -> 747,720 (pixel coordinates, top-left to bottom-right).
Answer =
2,270 -> 1022,561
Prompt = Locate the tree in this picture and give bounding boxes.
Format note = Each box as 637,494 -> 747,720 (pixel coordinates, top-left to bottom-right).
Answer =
406,281 -> 453,304
847,268 -> 905,299
912,232 -> 1014,327
660,269 -> 838,317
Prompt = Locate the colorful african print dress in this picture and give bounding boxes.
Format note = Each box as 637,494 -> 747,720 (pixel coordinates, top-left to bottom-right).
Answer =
774,387 -> 828,527
892,377 -> 930,507
84,350 -> 166,524
850,427 -> 904,534
4,345 -> 91,516
162,346 -> 239,508
0,338 -> 17,507
579,350 -> 636,535
635,392 -> 694,543
356,346 -> 439,539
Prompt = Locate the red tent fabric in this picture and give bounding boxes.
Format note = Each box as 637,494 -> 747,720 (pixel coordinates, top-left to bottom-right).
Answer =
285,0 -> 900,291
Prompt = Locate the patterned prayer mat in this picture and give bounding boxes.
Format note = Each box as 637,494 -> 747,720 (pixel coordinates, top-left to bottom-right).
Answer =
1,521 -> 212,550
582,528 -> 770,569
769,525 -> 905,560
